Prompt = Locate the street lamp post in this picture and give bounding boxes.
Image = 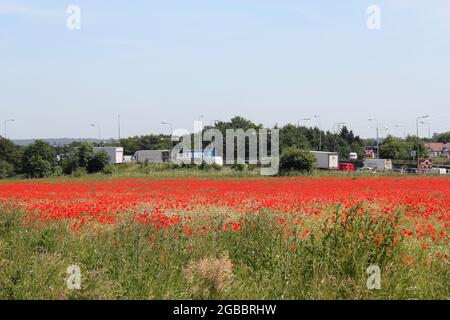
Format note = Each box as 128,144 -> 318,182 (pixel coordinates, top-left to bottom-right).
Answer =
333,122 -> 346,153
334,122 -> 346,134
4,119 -> 15,139
394,124 -> 406,139
297,118 -> 311,148
90,124 -> 101,146
210,120 -> 221,127
416,115 -> 430,170
313,115 -> 322,151
197,115 -> 205,133
368,118 -> 380,158
419,121 -> 431,140
118,114 -> 121,141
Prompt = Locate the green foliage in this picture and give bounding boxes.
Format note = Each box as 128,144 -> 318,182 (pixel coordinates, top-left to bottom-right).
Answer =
22,141 -> 56,178
60,142 -> 95,175
380,135 -> 427,160
87,151 -> 110,173
436,131 -> 450,143
279,124 -> 310,152
23,156 -> 52,178
102,163 -> 115,175
280,147 -> 315,173
0,137 -> 22,174
199,161 -> 222,171
0,160 -> 14,179
77,143 -> 95,168
119,135 -> 169,155
72,167 -> 87,177
61,158 -> 79,175
61,148 -> 80,175
231,163 -> 245,171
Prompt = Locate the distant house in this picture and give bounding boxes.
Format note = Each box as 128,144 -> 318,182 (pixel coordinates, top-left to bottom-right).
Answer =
425,143 -> 450,158
364,149 -> 376,159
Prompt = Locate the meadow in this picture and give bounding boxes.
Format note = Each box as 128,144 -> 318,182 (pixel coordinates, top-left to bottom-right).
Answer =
0,174 -> 448,299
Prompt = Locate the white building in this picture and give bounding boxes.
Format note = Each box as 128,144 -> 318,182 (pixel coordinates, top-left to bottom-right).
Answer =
93,147 -> 124,164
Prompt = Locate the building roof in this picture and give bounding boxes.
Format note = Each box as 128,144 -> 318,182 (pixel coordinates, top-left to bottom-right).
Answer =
425,143 -> 450,152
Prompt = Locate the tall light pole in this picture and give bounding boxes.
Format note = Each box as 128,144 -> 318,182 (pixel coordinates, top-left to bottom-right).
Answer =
4,119 -> 14,139
118,114 -> 121,141
333,122 -> 346,153
419,121 -> 431,140
313,115 -> 322,151
210,119 -> 221,127
368,118 -> 380,158
297,118 -> 311,148
379,127 -> 389,139
416,115 -> 429,169
196,115 -> 205,134
394,124 -> 406,139
161,122 -> 173,154
90,124 -> 101,146
334,122 -> 346,134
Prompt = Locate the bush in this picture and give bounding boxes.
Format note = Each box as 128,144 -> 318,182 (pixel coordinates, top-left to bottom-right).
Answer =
231,163 -> 245,171
61,156 -> 79,175
280,147 -> 315,173
211,163 -> 222,171
0,160 -> 14,179
71,167 -> 87,177
23,156 -> 52,178
199,161 -> 213,171
52,166 -> 63,177
102,163 -> 115,175
87,151 -> 110,173
22,141 -> 56,178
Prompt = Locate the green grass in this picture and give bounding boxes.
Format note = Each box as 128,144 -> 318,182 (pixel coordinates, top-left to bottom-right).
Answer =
0,162 -> 427,184
0,205 -> 448,300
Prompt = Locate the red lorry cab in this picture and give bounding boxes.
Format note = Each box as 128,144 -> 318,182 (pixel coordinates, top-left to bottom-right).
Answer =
339,163 -> 355,172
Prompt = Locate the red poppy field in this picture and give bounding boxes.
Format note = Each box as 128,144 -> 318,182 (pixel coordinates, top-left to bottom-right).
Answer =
0,176 -> 448,299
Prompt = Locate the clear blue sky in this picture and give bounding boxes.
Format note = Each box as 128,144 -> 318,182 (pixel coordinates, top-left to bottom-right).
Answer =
1,0 -> 449,139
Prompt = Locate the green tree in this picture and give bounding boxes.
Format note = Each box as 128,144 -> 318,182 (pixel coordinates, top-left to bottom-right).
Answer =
22,140 -> 56,178
61,146 -> 80,175
0,160 -> 14,179
211,116 -> 263,163
120,135 -> 169,155
280,147 -> 315,173
436,131 -> 450,143
0,136 -> 21,174
405,136 -> 427,158
24,156 -> 53,178
279,124 -> 310,152
379,136 -> 409,159
77,142 -> 95,167
87,151 -> 110,173
380,135 -> 427,160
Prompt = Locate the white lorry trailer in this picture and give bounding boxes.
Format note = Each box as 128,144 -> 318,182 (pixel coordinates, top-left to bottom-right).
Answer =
430,168 -> 447,175
93,147 -> 124,164
133,150 -> 170,163
363,159 -> 393,171
311,151 -> 339,170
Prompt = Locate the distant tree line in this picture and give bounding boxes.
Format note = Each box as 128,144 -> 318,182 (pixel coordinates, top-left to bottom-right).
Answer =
433,131 -> 450,143
0,116 -> 439,179
380,135 -> 427,160
0,138 -> 110,179
118,116 -> 366,161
